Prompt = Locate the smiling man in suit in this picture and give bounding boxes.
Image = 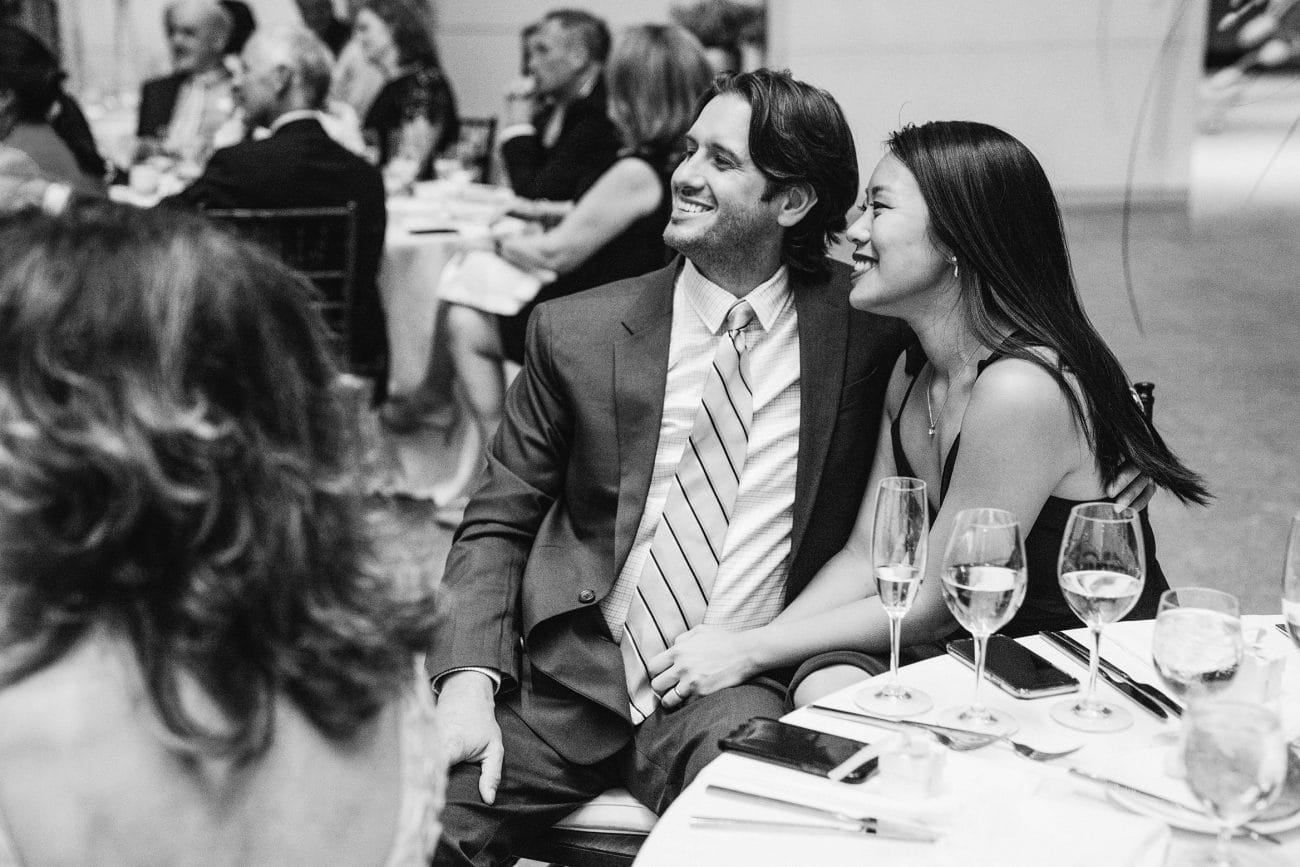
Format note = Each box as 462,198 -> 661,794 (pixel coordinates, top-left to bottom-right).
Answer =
168,25 -> 387,395
428,69 -> 912,866
137,0 -> 235,161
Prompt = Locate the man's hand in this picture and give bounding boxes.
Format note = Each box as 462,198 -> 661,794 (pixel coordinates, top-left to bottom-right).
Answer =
648,625 -> 761,711
434,671 -> 504,804
501,75 -> 537,127
1108,463 -> 1156,511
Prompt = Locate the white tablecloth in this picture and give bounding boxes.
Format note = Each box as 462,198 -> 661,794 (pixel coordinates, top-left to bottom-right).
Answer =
635,617 -> 1300,866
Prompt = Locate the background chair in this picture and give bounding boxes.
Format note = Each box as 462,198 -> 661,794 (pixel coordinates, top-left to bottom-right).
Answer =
201,204 -> 359,371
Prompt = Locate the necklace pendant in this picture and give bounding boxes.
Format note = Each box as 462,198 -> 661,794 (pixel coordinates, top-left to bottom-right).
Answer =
927,423 -> 937,438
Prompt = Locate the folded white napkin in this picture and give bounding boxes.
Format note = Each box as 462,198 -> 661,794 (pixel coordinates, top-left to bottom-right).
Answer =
436,247 -> 555,316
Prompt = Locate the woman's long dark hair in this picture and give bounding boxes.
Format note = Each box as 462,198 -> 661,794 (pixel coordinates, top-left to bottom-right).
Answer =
890,120 -> 1208,504
0,203 -> 438,760
0,24 -> 107,181
361,0 -> 440,69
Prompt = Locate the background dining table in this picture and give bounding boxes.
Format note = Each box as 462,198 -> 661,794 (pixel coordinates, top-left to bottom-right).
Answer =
634,617 -> 1300,866
370,182 -> 520,500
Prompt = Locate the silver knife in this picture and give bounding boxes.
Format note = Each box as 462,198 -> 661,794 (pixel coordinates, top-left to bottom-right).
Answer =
1040,631 -> 1174,720
1042,630 -> 1183,717
704,784 -> 940,842
1067,768 -> 1282,846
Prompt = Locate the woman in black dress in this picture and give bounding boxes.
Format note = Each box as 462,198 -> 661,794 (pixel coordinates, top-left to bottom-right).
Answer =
354,0 -> 458,178
636,121 -> 1210,705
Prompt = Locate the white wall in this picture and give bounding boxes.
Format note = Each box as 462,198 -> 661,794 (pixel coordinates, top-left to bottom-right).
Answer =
767,0 -> 1208,205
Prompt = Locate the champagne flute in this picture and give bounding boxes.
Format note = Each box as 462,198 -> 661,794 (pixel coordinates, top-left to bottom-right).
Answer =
1050,503 -> 1146,733
1183,701 -> 1287,867
855,477 -> 932,717
935,508 -> 1027,735
1152,588 -> 1243,704
1283,514 -> 1300,649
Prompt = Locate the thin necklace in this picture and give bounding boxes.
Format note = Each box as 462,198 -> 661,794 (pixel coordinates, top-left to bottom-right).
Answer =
924,362 -> 974,438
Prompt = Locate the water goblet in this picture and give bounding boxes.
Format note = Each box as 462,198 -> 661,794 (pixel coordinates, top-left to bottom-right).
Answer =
1283,514 -> 1300,650
1050,503 -> 1146,733
1152,587 -> 1243,705
935,508 -> 1027,736
855,477 -> 932,717
1183,701 -> 1287,867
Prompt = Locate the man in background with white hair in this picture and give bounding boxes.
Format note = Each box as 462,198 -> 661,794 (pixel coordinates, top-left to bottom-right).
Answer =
168,25 -> 389,400
137,0 -> 236,162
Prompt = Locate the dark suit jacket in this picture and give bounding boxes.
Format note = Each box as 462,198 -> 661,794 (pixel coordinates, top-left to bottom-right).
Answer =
137,73 -> 186,140
168,118 -> 388,378
426,259 -> 911,764
500,79 -> 620,202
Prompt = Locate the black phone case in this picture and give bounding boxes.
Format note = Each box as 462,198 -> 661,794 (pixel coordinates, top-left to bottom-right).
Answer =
946,635 -> 1079,698
717,717 -> 876,783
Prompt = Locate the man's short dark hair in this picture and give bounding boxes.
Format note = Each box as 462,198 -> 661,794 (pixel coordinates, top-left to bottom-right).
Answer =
699,69 -> 857,283
544,8 -> 611,63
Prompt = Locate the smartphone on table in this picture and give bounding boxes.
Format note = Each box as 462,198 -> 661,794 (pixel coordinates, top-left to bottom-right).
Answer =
718,716 -> 878,783
946,634 -> 1079,698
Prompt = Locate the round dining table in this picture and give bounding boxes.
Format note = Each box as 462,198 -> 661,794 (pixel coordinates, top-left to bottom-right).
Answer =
633,617 -> 1300,866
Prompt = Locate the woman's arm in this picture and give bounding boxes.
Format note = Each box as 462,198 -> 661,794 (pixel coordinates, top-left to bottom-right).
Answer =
497,157 -> 662,274
649,355 -> 911,700
656,354 -> 1091,700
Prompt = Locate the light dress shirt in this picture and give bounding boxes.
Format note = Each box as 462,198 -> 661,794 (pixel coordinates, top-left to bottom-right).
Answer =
163,68 -> 235,162
600,260 -> 801,639
435,260 -> 802,695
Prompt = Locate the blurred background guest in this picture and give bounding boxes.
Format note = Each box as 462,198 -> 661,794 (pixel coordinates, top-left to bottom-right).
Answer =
329,3 -> 387,121
0,143 -> 74,216
0,24 -> 107,196
298,0 -> 353,56
432,23 -> 713,526
219,0 -> 257,57
379,7 -> 621,438
0,201 -> 442,864
498,8 -> 619,202
355,0 -> 459,181
167,25 -> 389,403
137,0 -> 236,165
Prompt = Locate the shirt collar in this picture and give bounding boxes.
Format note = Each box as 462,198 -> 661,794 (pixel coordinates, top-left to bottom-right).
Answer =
679,259 -> 791,335
269,110 -> 323,134
190,67 -> 231,88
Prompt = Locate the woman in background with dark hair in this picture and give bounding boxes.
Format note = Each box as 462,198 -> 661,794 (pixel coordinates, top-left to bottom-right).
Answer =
0,23 -> 106,194
354,0 -> 459,176
0,203 -> 442,863
646,120 -> 1208,705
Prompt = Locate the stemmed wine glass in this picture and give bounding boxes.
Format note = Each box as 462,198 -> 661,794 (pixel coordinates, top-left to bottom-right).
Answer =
1183,701 -> 1287,867
1152,588 -> 1243,705
935,508 -> 1027,736
1283,514 -> 1300,649
855,477 -> 932,717
1050,503 -> 1146,733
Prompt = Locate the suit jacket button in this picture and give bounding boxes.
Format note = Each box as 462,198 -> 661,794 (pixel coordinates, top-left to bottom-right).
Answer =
578,589 -> 596,604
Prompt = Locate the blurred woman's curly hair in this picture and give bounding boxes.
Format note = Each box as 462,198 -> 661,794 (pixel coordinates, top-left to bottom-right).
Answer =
0,202 -> 437,759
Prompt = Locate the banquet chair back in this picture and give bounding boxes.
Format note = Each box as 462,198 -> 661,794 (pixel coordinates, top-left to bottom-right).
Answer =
201,204 -> 358,369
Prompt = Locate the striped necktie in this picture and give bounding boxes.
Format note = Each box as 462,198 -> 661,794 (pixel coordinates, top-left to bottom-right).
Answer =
619,300 -> 756,723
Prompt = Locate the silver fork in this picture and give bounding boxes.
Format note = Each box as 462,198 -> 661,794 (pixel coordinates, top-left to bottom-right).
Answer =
806,705 -> 1081,762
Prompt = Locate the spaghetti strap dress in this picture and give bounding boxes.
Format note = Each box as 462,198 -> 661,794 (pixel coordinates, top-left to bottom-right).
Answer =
891,346 -> 1169,638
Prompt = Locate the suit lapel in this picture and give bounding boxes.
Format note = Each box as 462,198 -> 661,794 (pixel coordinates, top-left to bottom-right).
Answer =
612,263 -> 679,573
791,272 -> 847,557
